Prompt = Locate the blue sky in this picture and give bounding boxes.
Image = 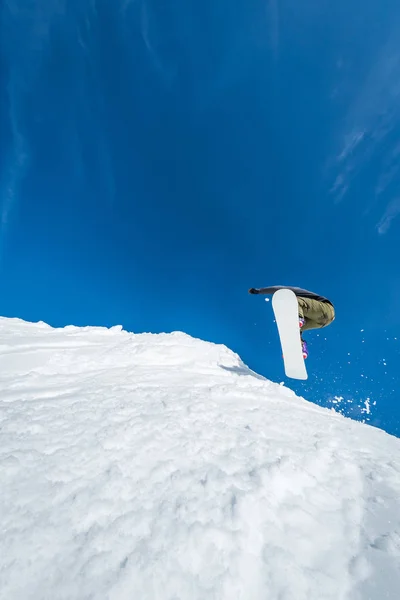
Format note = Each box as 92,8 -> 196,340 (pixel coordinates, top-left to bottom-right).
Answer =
1,0 -> 400,436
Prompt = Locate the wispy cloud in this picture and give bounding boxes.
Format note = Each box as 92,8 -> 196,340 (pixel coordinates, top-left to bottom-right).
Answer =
329,13 -> 400,229
139,1 -> 169,81
376,198 -> 400,234
0,74 -> 29,252
1,111 -> 28,238
1,0 -> 67,250
120,0 -> 178,88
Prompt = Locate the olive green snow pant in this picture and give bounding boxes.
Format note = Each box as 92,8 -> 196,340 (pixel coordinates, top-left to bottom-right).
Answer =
297,297 -> 335,332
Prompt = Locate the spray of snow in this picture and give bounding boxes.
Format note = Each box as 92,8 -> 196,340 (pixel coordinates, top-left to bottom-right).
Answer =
327,393 -> 378,424
1,317 -> 400,600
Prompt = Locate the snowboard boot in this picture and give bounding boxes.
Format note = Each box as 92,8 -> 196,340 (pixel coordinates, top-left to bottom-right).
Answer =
301,338 -> 308,360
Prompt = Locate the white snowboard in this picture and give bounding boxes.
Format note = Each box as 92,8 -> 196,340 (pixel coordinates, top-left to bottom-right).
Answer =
272,289 -> 308,380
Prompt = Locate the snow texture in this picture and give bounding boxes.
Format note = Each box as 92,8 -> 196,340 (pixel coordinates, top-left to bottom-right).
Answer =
1,317 -> 400,600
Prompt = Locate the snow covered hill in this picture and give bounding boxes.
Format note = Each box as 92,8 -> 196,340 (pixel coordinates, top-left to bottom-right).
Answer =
1,318 -> 400,600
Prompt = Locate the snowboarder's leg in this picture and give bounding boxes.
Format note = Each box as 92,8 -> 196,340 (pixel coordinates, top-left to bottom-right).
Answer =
297,297 -> 335,332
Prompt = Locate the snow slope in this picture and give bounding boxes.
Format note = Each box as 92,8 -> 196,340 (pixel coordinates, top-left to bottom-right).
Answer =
1,318 -> 400,600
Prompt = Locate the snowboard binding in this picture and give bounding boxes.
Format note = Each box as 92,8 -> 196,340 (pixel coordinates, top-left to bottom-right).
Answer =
301,338 -> 308,360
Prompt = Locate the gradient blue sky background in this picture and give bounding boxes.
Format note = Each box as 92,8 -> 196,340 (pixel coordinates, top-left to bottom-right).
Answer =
1,0 -> 399,436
